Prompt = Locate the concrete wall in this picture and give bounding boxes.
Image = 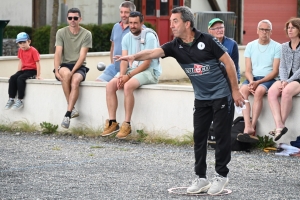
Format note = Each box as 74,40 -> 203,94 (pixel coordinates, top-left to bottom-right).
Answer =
0,47 -> 246,81
0,0 -> 32,26
0,78 -> 194,139
0,77 -> 298,145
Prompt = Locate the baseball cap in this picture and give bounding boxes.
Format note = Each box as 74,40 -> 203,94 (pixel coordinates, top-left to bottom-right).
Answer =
208,18 -> 224,29
16,32 -> 30,43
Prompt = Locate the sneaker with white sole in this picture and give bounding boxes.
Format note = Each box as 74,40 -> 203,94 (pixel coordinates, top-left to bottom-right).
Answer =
187,178 -> 211,194
101,119 -> 120,136
61,116 -> 70,129
207,175 -> 228,195
5,99 -> 14,110
71,107 -> 79,118
11,99 -> 24,110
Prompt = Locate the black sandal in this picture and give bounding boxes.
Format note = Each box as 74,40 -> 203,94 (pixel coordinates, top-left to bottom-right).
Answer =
274,127 -> 288,141
237,133 -> 259,143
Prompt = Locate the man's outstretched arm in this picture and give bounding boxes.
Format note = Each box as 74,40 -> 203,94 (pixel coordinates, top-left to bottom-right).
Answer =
115,48 -> 165,66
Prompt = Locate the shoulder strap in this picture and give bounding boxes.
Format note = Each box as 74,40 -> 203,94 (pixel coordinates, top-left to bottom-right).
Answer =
232,116 -> 244,125
140,28 -> 160,47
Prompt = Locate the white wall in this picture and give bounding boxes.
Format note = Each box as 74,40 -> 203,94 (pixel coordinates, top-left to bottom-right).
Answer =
0,78 -> 194,139
0,77 -> 298,145
0,0 -> 32,26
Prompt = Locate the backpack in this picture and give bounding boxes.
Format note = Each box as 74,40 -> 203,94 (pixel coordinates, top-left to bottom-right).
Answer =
207,116 -> 253,151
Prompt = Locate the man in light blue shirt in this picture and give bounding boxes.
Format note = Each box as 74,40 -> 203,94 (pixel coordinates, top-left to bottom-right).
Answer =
101,11 -> 161,139
96,1 -> 136,81
237,19 -> 281,143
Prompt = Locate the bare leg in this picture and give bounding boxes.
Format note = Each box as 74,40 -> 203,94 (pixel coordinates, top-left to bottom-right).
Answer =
106,78 -> 119,120
67,73 -> 83,112
240,85 -> 254,134
268,81 -> 283,128
251,86 -> 267,131
123,78 -> 140,122
59,67 -> 72,104
281,82 -> 300,124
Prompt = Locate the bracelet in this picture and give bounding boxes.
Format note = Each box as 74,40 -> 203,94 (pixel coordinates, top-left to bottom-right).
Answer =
127,72 -> 132,78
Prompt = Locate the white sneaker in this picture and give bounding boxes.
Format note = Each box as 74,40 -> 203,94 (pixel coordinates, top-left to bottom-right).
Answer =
11,99 -> 24,110
5,99 -> 14,110
61,116 -> 70,129
207,175 -> 228,195
278,143 -> 300,152
187,178 -> 211,194
71,107 -> 79,118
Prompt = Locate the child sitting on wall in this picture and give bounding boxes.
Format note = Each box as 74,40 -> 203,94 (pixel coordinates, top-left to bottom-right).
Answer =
4,32 -> 41,110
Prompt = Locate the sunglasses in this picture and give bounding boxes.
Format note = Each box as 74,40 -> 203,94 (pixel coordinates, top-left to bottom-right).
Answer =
68,16 -> 79,21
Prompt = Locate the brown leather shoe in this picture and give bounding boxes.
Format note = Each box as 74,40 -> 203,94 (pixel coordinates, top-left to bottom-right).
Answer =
116,122 -> 131,139
101,119 -> 119,136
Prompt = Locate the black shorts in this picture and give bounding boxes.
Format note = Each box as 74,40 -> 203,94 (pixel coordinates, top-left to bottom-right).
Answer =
54,63 -> 89,81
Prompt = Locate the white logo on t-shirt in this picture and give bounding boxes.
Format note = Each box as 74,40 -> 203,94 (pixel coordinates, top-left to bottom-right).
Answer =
197,42 -> 205,50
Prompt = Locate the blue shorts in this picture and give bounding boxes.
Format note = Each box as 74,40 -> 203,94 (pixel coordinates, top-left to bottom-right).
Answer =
96,63 -> 119,82
242,76 -> 276,91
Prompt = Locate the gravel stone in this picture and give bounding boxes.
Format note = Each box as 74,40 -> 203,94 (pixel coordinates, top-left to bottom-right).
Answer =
0,132 -> 299,199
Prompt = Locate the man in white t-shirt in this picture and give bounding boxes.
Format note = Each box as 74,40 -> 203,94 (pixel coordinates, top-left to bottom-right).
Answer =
237,19 -> 281,143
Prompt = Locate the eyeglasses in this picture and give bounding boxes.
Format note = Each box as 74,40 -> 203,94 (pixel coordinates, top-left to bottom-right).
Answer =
259,28 -> 271,33
209,26 -> 224,31
68,16 -> 79,21
18,41 -> 26,44
287,26 -> 297,30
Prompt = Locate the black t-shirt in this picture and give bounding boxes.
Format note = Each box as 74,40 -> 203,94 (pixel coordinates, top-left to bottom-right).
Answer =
161,29 -> 231,100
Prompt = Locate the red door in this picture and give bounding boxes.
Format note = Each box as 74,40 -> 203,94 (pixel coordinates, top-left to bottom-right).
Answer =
142,0 -> 183,45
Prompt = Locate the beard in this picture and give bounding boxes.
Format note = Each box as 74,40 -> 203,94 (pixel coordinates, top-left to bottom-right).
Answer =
130,29 -> 141,36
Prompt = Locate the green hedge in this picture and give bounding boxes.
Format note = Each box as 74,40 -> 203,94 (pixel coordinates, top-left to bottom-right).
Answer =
3,22 -> 156,54
3,26 -> 33,40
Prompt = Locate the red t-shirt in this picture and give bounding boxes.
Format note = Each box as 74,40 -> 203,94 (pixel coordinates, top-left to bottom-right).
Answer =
17,46 -> 40,70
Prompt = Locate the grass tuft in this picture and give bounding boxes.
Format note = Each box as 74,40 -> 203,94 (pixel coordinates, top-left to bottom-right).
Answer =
69,124 -> 103,138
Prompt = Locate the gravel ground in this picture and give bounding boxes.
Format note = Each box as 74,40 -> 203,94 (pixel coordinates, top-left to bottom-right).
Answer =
0,132 -> 299,200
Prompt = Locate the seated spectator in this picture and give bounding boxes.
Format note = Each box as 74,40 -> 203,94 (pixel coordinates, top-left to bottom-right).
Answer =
237,19 -> 281,143
208,18 -> 240,83
101,11 -> 161,139
95,1 -> 136,82
268,18 -> 300,141
54,8 -> 92,129
5,32 -> 41,110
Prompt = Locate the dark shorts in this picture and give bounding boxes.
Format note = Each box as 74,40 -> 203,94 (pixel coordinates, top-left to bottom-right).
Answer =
54,63 -> 89,81
242,76 -> 276,92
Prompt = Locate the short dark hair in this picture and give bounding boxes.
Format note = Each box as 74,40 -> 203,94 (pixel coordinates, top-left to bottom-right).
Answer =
119,1 -> 136,12
67,8 -> 81,17
129,11 -> 144,22
171,6 -> 194,28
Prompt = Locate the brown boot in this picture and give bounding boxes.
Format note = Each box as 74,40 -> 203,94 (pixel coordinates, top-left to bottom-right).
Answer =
116,122 -> 131,139
101,119 -> 119,136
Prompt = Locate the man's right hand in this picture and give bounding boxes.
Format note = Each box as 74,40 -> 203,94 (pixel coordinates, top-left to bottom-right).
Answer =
114,55 -> 135,67
55,70 -> 62,81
